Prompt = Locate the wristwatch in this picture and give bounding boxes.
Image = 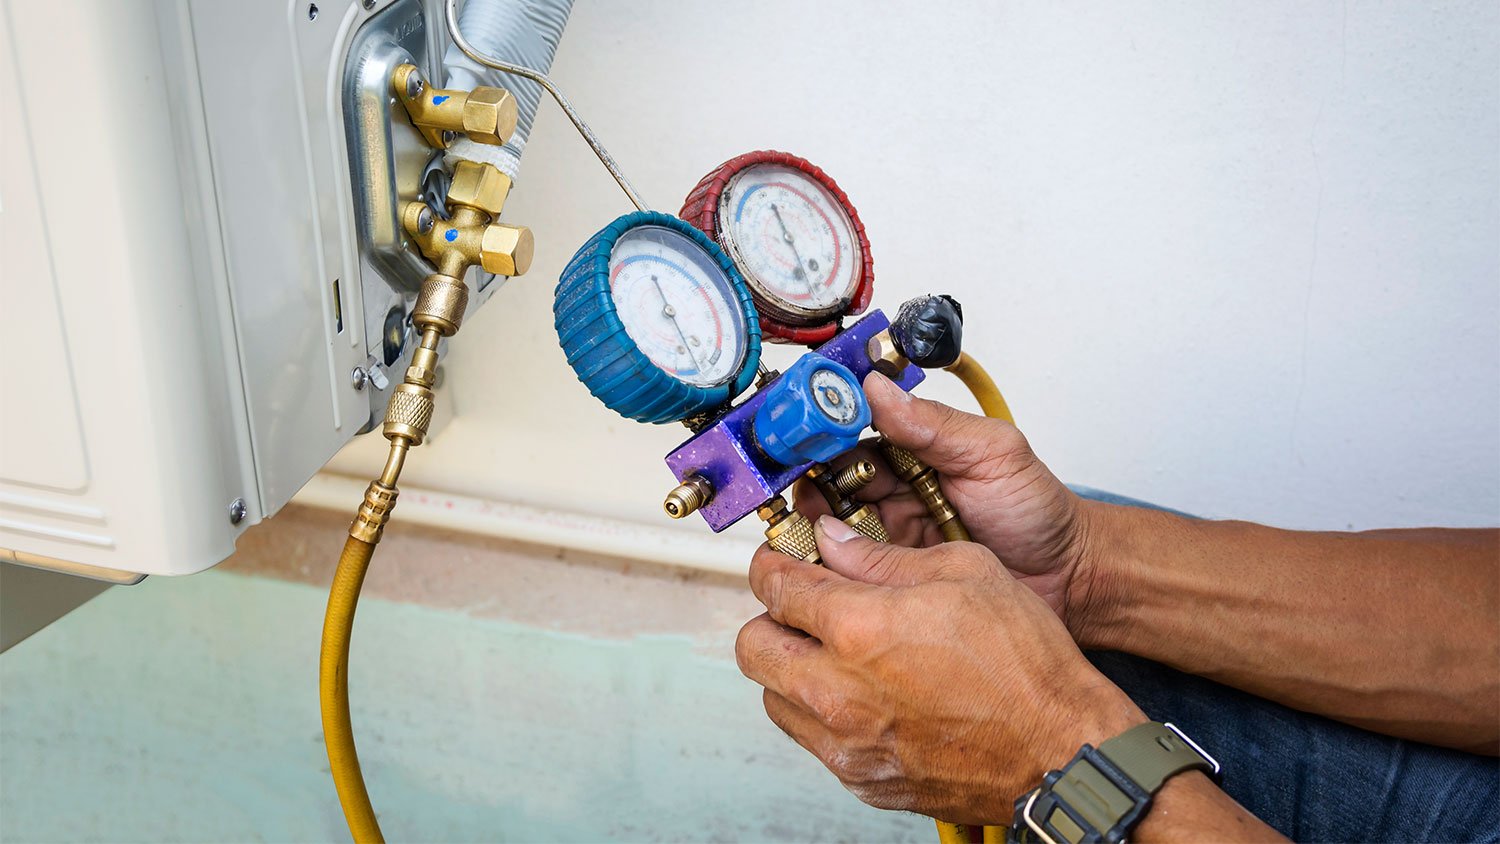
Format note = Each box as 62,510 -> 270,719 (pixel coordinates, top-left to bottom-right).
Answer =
1009,722 -> 1220,844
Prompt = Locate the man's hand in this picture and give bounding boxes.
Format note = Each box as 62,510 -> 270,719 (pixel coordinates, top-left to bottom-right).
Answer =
735,517 -> 1145,824
793,372 -> 1102,630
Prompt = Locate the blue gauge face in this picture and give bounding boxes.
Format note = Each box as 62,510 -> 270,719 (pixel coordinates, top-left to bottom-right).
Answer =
609,225 -> 749,388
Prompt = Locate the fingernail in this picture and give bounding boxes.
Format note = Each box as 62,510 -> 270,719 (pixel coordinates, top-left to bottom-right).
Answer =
863,371 -> 911,404
816,515 -> 859,543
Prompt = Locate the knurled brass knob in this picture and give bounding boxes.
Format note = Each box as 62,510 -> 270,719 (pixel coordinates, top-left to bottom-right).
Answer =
757,498 -> 821,564
480,224 -> 534,277
842,504 -> 890,543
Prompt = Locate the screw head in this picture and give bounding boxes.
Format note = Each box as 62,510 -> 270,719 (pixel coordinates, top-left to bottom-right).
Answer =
361,0 -> 376,9
351,366 -> 368,391
416,206 -> 435,234
405,71 -> 425,99
228,498 -> 248,525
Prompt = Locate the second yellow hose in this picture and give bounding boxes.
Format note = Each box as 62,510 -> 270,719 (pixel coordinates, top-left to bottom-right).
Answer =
945,353 -> 1014,425
918,355 -> 1012,843
320,534 -> 385,844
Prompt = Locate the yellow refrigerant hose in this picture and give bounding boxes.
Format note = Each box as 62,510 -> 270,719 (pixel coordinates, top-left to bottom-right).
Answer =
321,535 -> 385,843
888,351 -> 1013,844
945,352 -> 1014,425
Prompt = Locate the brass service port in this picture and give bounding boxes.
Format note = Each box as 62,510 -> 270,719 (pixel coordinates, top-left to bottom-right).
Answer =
664,475 -> 714,519
392,63 -> 518,149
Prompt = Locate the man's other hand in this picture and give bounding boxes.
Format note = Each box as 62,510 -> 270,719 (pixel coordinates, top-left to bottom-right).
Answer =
792,372 -> 1104,632
735,519 -> 1144,825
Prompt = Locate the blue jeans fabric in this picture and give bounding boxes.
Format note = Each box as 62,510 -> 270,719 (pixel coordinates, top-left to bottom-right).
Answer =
1069,487 -> 1500,843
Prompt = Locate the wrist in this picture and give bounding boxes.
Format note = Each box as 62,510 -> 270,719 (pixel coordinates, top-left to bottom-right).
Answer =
1060,499 -> 1138,649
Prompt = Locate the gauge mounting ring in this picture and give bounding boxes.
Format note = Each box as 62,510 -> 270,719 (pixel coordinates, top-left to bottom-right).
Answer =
554,211 -> 762,424
680,150 -> 874,346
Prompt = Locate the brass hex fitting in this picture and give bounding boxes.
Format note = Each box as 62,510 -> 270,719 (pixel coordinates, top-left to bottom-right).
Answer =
392,64 -> 518,149
350,482 -> 399,543
758,497 -> 821,564
480,224 -> 535,276
447,160 -> 513,215
664,475 -> 714,519
867,329 -> 908,379
461,86 -> 519,146
405,345 -> 441,390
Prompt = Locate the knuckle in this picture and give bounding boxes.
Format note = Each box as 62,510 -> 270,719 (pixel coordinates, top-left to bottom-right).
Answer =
824,602 -> 883,651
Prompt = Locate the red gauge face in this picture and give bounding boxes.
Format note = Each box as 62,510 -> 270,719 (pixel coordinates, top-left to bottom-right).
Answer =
681,151 -> 874,345
718,163 -> 862,323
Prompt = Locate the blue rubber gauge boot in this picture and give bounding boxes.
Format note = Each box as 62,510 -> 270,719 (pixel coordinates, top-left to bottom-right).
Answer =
754,354 -> 871,466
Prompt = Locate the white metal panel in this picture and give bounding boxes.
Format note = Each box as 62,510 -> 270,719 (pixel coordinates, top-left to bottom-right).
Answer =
0,0 -> 254,575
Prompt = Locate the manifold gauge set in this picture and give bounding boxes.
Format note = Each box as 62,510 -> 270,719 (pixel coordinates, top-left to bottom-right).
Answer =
554,150 -> 968,557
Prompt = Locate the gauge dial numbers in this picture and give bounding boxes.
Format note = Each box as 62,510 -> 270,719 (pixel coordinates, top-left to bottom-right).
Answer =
681,150 -> 875,345
554,211 -> 761,425
608,225 -> 746,389
719,163 -> 861,324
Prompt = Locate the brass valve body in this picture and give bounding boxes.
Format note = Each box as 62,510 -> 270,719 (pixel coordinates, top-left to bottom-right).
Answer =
392,63 -> 518,149
402,162 -> 534,281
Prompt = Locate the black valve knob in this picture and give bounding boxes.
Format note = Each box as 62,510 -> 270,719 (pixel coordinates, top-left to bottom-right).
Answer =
890,294 -> 964,369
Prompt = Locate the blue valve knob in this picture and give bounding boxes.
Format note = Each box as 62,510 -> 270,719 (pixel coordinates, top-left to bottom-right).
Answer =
754,355 -> 871,466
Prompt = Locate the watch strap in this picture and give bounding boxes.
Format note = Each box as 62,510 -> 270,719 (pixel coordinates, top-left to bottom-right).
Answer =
1010,722 -> 1219,844
1096,721 -> 1221,792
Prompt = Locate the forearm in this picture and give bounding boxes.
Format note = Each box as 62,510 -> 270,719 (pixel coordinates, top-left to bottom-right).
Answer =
1072,502 -> 1500,753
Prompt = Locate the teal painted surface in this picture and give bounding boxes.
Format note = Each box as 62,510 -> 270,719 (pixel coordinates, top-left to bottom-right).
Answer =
0,571 -> 926,843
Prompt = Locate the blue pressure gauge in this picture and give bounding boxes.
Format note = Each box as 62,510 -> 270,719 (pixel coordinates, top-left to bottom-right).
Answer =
754,354 -> 871,465
555,211 -> 762,424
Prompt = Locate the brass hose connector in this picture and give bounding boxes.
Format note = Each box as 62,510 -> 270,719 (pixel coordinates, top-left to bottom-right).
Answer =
347,161 -> 530,543
664,475 -> 714,519
349,481 -> 399,544
877,439 -> 970,542
392,63 -> 518,149
758,497 -> 820,564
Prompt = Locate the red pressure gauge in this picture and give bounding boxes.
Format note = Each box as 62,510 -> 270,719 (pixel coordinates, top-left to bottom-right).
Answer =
681,150 -> 874,345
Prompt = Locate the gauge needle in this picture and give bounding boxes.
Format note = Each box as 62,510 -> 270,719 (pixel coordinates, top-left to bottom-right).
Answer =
770,203 -> 816,295
651,275 -> 705,374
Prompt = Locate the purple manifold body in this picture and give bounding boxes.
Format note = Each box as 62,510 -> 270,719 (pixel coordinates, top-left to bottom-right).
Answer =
665,310 -> 925,532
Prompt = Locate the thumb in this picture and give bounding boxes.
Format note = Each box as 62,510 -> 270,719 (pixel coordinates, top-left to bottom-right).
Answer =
815,515 -> 961,586
863,370 -> 1023,479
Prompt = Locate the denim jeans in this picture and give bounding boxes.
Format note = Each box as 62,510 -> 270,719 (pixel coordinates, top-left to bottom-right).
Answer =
1069,487 -> 1500,843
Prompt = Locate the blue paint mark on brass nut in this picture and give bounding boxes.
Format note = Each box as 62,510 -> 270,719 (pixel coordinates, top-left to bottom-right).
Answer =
432,94 -> 450,105
444,229 -> 458,242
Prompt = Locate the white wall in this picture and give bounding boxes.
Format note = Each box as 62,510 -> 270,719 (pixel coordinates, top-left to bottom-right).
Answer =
332,0 -> 1499,536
